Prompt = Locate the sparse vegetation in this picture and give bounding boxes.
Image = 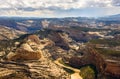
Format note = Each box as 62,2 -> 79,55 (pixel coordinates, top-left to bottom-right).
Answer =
0,17 -> 120,79
63,68 -> 75,74
59,59 -> 70,67
90,39 -> 120,46
95,48 -> 120,57
58,59 -> 76,74
0,40 -> 15,52
70,26 -> 109,32
80,66 -> 95,79
108,30 -> 120,35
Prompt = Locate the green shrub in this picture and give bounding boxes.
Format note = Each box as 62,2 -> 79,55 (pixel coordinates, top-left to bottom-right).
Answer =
90,39 -> 120,46
95,48 -> 120,57
80,66 -> 95,79
59,59 -> 70,67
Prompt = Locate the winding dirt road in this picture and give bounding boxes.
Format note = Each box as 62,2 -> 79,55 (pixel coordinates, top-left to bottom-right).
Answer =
54,58 -> 82,79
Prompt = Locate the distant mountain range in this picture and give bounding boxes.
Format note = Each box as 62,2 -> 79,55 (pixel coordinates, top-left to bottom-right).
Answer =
0,13 -> 119,33
99,14 -> 120,21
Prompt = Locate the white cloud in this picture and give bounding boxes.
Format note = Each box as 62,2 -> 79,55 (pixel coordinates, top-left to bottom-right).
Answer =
0,0 -> 119,17
0,0 -> 115,10
112,0 -> 120,6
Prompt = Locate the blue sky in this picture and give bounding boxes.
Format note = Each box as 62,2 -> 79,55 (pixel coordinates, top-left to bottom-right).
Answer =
0,0 -> 120,17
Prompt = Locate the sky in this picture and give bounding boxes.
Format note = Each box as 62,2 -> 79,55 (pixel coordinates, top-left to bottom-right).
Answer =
0,0 -> 120,17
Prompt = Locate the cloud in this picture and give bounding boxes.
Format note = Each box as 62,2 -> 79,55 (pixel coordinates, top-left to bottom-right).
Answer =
0,0 -> 120,17
112,0 -> 120,6
85,0 -> 112,7
0,0 -> 116,10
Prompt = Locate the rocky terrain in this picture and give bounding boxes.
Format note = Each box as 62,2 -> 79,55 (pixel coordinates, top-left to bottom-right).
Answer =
0,18 -> 43,32
69,46 -> 120,79
0,26 -> 25,40
0,34 -> 71,79
0,14 -> 120,79
0,28 -> 119,79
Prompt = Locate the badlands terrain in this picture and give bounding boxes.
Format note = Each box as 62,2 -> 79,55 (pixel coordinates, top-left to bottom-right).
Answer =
0,17 -> 119,79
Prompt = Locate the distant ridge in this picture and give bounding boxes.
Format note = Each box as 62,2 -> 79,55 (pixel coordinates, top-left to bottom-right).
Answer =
99,14 -> 120,21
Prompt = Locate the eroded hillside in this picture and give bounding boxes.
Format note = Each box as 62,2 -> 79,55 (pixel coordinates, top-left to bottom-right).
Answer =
0,29 -> 119,79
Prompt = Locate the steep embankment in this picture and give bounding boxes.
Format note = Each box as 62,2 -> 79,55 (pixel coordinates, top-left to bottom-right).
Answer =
69,47 -> 120,79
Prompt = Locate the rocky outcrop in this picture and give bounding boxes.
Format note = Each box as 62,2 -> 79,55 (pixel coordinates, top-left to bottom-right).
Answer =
69,47 -> 120,79
0,63 -> 31,79
24,57 -> 70,79
7,36 -> 42,61
8,49 -> 41,61
0,26 -> 25,40
2,34 -> 71,79
105,62 -> 120,79
0,70 -> 30,79
69,47 -> 106,73
48,32 -> 70,50
25,35 -> 41,44
0,56 -> 71,79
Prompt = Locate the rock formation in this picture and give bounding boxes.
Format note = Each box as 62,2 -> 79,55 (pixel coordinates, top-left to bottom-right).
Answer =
25,35 -> 41,44
8,49 -> 41,61
104,62 -> 120,79
0,25 -> 25,40
0,34 -> 71,79
48,31 -> 70,50
69,47 -> 120,79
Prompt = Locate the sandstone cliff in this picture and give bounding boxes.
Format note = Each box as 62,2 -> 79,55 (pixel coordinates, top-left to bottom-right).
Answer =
69,47 -> 120,79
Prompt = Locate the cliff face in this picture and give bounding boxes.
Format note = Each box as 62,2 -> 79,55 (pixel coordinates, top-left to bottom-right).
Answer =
25,35 -> 41,44
48,32 -> 70,50
69,47 -> 120,79
69,47 -> 106,72
7,35 -> 42,61
105,62 -> 120,79
1,29 -> 119,79
85,47 -> 106,73
8,49 -> 41,61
